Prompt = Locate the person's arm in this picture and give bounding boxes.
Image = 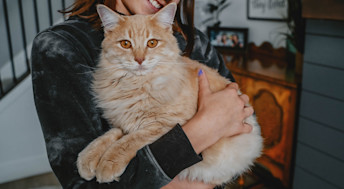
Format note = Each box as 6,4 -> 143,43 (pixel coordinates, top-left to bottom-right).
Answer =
162,29 -> 253,189
161,69 -> 253,189
31,30 -> 202,189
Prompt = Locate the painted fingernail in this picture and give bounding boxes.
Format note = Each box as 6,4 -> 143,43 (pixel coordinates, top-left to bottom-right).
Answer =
198,69 -> 203,76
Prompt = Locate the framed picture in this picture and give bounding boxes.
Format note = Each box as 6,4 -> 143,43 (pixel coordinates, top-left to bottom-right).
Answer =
247,0 -> 288,21
207,27 -> 248,53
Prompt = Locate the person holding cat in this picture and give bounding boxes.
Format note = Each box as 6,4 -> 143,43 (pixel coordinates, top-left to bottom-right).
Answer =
31,0 -> 254,188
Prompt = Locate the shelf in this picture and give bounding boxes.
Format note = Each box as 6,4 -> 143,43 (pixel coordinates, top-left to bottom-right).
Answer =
303,0 -> 344,21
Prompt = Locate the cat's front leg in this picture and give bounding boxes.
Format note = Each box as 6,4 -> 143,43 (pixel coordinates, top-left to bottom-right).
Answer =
95,126 -> 169,183
77,128 -> 123,180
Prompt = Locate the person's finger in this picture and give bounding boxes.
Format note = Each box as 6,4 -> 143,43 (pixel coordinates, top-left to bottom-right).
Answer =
240,94 -> 250,104
242,123 -> 253,133
243,106 -> 254,117
198,69 -> 211,97
226,82 -> 239,91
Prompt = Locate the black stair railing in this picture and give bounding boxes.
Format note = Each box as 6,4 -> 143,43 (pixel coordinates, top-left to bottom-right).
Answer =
0,0 -> 68,100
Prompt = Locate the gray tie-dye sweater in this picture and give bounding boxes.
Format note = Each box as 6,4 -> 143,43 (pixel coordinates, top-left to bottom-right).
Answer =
31,16 -> 232,189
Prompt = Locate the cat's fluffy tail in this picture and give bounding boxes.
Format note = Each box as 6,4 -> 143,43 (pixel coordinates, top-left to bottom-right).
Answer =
178,116 -> 263,185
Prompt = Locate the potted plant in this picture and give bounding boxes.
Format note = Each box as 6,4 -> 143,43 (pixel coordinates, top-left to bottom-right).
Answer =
285,0 -> 305,75
203,0 -> 231,27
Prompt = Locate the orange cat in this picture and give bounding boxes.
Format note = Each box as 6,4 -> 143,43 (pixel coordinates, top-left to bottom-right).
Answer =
77,3 -> 263,185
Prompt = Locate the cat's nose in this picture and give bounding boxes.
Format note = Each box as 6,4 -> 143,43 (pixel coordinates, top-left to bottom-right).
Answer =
135,58 -> 145,65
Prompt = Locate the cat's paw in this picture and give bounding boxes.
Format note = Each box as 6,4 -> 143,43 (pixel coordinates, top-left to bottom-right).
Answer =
95,158 -> 127,183
95,143 -> 132,183
77,149 -> 103,181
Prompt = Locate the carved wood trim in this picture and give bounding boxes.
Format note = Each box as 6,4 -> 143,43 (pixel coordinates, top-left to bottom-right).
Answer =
248,42 -> 288,69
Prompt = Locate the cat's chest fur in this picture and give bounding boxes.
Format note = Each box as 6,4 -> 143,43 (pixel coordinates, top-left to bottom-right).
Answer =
93,64 -> 198,133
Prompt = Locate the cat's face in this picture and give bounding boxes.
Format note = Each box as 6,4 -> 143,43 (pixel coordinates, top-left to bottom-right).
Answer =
97,3 -> 180,76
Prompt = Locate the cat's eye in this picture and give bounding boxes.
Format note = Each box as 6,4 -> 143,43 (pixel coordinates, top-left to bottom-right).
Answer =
147,39 -> 158,48
120,40 -> 132,49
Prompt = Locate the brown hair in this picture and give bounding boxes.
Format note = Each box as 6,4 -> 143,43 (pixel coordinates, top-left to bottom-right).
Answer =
61,0 -> 195,56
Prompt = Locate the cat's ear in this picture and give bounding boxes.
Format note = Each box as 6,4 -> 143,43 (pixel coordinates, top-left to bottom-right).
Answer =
97,4 -> 124,32
152,2 -> 177,29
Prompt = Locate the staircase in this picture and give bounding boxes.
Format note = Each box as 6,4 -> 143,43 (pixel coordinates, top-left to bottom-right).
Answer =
0,0 -> 72,184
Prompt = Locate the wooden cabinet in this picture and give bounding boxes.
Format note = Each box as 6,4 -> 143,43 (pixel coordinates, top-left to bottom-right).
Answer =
302,0 -> 344,21
223,43 -> 301,188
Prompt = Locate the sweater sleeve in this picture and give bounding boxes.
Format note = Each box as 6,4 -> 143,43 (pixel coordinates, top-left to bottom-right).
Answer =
31,30 -> 201,189
190,29 -> 235,81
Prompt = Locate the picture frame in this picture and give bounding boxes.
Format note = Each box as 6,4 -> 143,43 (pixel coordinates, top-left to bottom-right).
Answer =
247,0 -> 288,21
207,27 -> 248,53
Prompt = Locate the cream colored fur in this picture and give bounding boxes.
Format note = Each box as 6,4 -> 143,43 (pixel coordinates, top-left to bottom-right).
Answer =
77,3 -> 263,185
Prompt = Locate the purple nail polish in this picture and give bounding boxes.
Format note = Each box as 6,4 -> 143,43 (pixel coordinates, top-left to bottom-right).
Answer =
198,69 -> 203,76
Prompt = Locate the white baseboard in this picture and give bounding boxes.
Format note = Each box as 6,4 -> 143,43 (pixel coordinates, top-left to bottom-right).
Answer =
0,154 -> 52,184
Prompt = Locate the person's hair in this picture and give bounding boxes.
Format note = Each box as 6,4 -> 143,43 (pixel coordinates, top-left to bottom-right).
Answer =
61,0 -> 195,56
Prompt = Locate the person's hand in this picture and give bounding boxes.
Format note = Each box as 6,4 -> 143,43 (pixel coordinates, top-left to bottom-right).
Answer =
161,176 -> 215,189
197,69 -> 253,138
182,69 -> 253,154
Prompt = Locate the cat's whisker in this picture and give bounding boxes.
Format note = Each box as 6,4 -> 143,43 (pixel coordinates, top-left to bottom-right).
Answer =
154,61 -> 182,65
100,66 -> 128,72
76,70 -> 96,75
154,62 -> 186,66
74,64 -> 100,74
78,64 -> 98,70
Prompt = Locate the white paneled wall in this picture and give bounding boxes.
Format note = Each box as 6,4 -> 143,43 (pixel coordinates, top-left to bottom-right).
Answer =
0,76 -> 51,183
